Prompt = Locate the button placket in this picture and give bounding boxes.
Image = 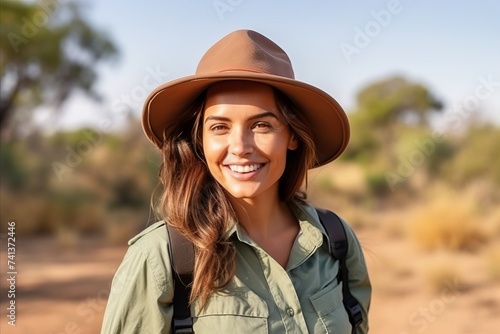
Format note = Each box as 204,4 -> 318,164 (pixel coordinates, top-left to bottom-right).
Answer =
255,248 -> 308,332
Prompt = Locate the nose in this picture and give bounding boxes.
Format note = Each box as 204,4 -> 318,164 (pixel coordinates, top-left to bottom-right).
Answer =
228,127 -> 253,157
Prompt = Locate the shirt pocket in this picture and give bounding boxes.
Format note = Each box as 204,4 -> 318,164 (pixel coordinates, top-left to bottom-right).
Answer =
193,290 -> 269,334
309,281 -> 352,334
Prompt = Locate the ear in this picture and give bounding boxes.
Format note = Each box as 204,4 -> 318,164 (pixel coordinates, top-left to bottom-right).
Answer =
288,135 -> 298,150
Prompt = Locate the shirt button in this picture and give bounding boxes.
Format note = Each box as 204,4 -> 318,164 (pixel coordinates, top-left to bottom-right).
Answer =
287,307 -> 295,317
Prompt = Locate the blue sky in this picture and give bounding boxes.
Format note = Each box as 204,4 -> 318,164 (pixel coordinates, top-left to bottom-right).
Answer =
48,0 -> 500,131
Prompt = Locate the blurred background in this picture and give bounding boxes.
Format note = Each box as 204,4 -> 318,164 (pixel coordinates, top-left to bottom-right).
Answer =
1,0 -> 499,333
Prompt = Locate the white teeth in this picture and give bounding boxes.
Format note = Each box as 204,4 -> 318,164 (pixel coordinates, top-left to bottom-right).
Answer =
229,164 -> 262,173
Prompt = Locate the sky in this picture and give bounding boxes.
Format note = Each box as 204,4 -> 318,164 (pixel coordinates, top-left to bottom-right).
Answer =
44,0 -> 500,131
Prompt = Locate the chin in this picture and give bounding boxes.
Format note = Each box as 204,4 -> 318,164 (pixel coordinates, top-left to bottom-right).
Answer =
227,191 -> 259,200
224,187 -> 261,200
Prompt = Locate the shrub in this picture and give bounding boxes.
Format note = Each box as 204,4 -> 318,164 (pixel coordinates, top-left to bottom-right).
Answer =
365,170 -> 391,196
444,124 -> 500,186
409,196 -> 488,252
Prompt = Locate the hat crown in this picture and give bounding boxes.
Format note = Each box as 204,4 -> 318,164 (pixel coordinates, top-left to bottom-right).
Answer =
196,30 -> 295,79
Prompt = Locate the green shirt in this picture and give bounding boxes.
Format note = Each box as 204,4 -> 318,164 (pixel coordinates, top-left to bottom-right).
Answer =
101,202 -> 371,333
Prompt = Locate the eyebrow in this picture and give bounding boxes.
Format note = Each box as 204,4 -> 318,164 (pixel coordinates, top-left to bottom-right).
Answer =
204,111 -> 279,124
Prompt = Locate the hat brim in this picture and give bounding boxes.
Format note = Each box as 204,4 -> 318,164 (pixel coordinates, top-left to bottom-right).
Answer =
142,72 -> 350,168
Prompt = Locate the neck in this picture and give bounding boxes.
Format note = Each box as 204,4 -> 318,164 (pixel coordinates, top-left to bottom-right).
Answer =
228,191 -> 295,239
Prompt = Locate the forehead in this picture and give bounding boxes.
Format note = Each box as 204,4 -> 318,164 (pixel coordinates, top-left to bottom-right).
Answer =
203,81 -> 281,118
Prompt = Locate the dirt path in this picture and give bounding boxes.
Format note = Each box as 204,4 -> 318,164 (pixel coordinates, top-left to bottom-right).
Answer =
0,236 -> 127,334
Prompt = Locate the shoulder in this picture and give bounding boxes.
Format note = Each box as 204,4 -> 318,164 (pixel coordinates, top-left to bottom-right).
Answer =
126,220 -> 170,266
294,202 -> 354,233
295,201 -> 361,249
128,220 -> 168,247
122,220 -> 173,294
103,221 -> 174,333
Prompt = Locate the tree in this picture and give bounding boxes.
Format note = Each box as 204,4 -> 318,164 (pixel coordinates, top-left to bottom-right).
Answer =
0,0 -> 119,138
354,76 -> 443,128
347,76 -> 444,166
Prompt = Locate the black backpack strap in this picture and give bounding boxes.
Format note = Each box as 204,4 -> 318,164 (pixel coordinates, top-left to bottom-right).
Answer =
166,224 -> 195,334
316,209 -> 364,330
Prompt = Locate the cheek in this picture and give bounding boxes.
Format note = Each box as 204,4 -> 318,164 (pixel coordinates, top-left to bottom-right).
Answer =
202,137 -> 225,162
254,136 -> 290,156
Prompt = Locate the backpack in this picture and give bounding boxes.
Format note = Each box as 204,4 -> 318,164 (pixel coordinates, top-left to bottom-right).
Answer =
167,208 -> 363,334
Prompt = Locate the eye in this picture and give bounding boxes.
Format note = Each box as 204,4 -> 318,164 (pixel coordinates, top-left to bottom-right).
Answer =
209,124 -> 229,134
253,122 -> 272,131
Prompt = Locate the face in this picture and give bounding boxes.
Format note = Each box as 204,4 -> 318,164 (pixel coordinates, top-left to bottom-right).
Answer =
202,81 -> 298,202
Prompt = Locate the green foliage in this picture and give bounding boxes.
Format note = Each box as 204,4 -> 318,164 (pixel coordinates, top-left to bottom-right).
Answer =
425,140 -> 455,177
444,124 -> 500,186
0,120 -> 158,235
342,112 -> 380,164
346,76 -> 444,175
365,170 -> 391,196
344,75 -> 499,201
108,177 -> 149,210
48,127 -> 100,147
0,0 -> 119,132
355,76 -> 443,127
0,143 -> 29,189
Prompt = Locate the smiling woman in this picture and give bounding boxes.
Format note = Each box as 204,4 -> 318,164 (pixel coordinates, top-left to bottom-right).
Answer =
101,29 -> 371,334
202,81 -> 298,202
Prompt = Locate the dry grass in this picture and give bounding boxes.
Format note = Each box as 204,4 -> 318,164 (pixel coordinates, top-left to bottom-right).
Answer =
485,207 -> 500,238
308,162 -> 367,197
338,207 -> 374,230
485,246 -> 500,281
382,215 -> 407,239
409,195 -> 488,252
424,253 -> 462,294
0,190 -> 47,234
55,228 -> 79,249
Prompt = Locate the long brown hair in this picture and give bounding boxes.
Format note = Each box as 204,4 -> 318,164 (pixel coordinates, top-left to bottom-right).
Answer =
156,82 -> 316,309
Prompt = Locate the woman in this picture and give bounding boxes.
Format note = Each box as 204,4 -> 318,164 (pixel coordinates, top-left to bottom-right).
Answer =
101,29 -> 371,334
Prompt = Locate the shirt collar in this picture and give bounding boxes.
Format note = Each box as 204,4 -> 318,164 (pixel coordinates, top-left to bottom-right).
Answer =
225,200 -> 329,249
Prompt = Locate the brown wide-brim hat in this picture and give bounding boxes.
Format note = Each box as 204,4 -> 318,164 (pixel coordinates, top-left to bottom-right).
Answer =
142,29 -> 350,167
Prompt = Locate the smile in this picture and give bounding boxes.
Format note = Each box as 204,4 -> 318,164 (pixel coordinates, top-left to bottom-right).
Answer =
228,164 -> 264,174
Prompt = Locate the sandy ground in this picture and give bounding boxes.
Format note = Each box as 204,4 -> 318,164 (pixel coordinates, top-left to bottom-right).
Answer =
1,223 -> 499,334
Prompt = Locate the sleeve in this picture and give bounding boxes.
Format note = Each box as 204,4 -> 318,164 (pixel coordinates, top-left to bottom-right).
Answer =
101,236 -> 173,334
342,219 -> 372,334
